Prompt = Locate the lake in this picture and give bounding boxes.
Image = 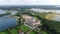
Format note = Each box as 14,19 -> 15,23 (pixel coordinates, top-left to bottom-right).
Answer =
0,17 -> 17,31
0,10 -> 18,31
0,9 -> 17,15
0,10 -> 7,14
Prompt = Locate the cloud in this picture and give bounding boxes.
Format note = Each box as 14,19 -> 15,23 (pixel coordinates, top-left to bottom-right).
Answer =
0,0 -> 60,5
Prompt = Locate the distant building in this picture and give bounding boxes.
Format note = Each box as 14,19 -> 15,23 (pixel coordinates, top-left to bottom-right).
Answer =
23,15 -> 41,29
24,19 -> 40,29
22,15 -> 32,20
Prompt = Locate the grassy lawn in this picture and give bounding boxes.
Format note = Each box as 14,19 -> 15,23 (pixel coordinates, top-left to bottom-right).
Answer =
8,28 -> 18,34
37,12 -> 49,18
40,29 -> 48,34
45,14 -> 56,19
34,17 -> 39,20
29,31 -> 37,34
0,31 -> 9,34
17,25 -> 38,34
17,25 -> 31,32
36,12 -> 53,19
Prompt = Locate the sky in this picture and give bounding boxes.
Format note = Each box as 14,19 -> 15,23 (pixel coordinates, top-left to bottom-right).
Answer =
0,0 -> 60,5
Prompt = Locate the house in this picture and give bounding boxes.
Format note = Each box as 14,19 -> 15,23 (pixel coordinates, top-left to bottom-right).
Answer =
22,15 -> 32,20
25,19 -> 40,26
24,19 -> 40,29
22,15 -> 41,29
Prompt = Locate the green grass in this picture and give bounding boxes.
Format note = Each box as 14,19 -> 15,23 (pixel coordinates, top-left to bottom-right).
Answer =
8,28 -> 18,34
17,25 -> 31,32
36,12 -> 53,19
0,25 -> 31,34
40,29 -> 48,34
34,17 -> 39,20
29,31 -> 36,34
16,25 -> 37,34
45,14 -> 56,19
0,31 -> 9,34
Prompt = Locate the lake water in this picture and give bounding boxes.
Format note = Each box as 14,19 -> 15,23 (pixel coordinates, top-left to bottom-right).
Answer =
0,10 -> 17,31
0,17 -> 17,31
0,9 -> 17,15
0,10 -> 7,14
